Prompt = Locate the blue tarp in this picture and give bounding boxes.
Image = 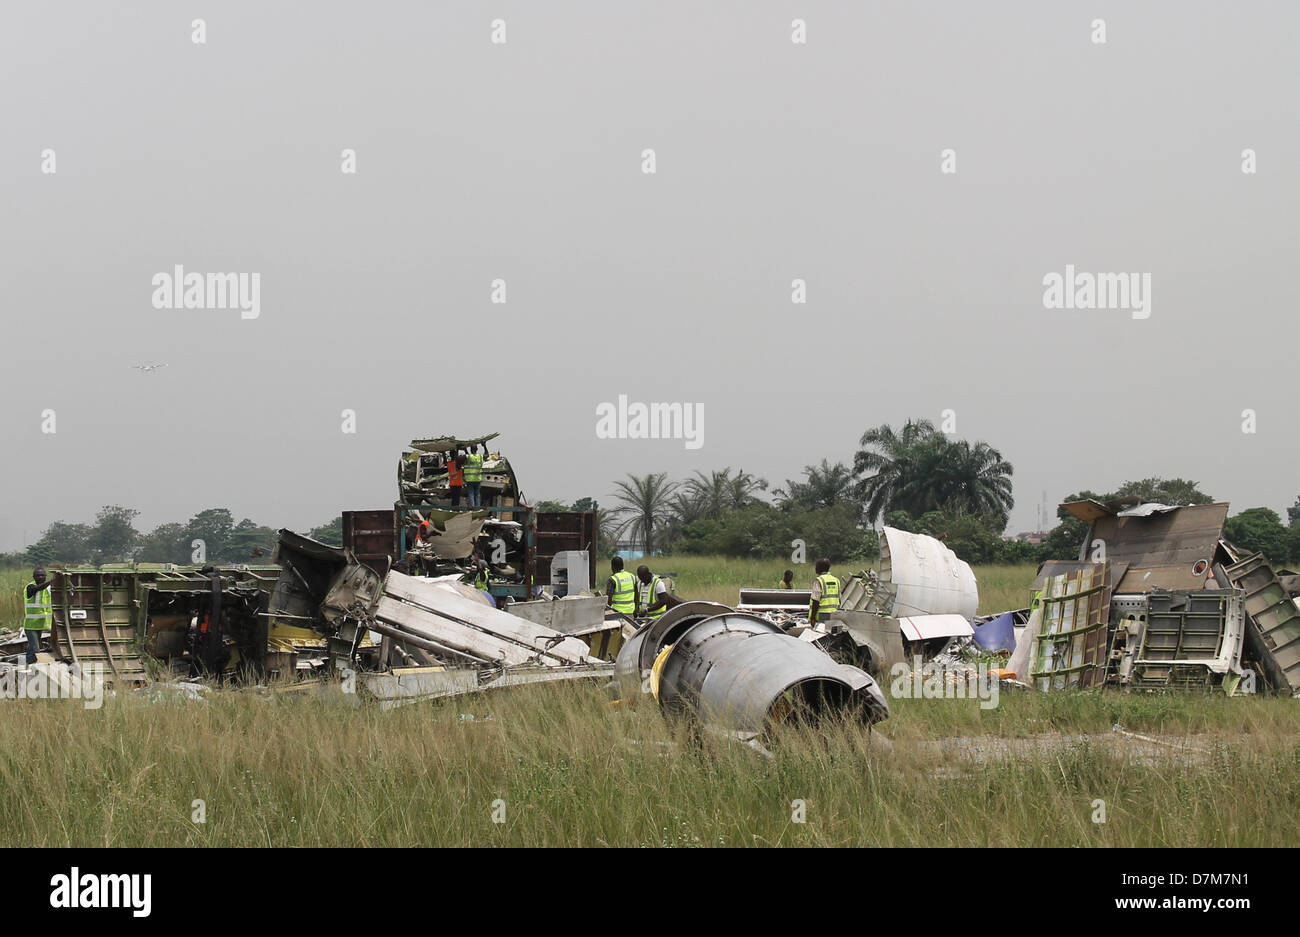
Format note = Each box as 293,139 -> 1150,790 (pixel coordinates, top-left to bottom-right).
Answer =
972,611 -> 1016,651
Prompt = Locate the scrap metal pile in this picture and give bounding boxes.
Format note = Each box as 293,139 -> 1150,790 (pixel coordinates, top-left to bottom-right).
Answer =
398,432 -> 521,508
789,502 -> 1300,698
267,530 -> 612,709
1004,499 -> 1300,696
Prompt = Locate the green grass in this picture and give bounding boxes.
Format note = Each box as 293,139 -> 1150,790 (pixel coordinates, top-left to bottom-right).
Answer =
0,685 -> 1295,847
625,554 -> 1038,614
3,554 -> 1296,847
1,567 -> 27,630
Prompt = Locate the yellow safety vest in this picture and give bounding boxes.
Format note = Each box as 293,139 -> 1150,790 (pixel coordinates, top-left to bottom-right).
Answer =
814,573 -> 840,619
610,570 -> 636,615
641,575 -> 665,619
24,583 -> 53,631
778,580 -> 792,589
474,568 -> 490,591
462,453 -> 484,483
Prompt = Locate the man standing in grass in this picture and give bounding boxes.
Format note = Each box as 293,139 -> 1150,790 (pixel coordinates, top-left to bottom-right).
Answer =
808,558 -> 840,622
23,567 -> 53,665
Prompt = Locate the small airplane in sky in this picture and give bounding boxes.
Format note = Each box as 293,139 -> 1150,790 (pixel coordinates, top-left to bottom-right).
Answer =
131,363 -> 167,373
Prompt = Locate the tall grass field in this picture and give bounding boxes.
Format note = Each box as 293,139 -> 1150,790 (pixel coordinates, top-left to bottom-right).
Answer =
0,558 -> 1296,847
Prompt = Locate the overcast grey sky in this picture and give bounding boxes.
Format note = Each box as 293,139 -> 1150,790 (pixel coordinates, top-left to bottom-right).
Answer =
2,1 -> 1297,550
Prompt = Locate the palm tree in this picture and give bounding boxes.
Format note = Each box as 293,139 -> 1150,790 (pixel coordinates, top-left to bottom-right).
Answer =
776,459 -> 855,510
725,469 -> 768,509
685,470 -> 731,520
610,472 -> 678,554
852,419 -> 940,523
852,420 -> 1014,526
685,468 -> 769,519
940,440 -> 1015,525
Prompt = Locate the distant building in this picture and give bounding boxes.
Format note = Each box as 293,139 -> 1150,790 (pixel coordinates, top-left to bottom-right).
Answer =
1014,531 -> 1050,545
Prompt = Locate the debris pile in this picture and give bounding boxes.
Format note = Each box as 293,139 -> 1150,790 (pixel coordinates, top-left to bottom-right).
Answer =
615,601 -> 890,738
996,499 -> 1299,695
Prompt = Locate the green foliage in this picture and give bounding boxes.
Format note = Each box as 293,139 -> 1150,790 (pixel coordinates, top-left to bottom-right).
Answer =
1112,477 -> 1213,505
88,505 -> 139,563
674,502 -> 875,563
307,516 -> 344,547
183,508 -> 235,562
25,521 -> 93,566
134,523 -> 188,563
230,519 -> 278,558
853,420 -> 1014,528
777,459 -> 857,511
884,508 -> 1027,564
610,472 -> 678,555
1223,507 -> 1292,564
1037,479 -> 1218,562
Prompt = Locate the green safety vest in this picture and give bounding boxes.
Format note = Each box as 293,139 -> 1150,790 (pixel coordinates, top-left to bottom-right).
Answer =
474,568 -> 490,591
641,575 -> 665,619
609,570 -> 636,615
462,453 -> 484,483
24,583 -> 52,631
814,573 -> 840,619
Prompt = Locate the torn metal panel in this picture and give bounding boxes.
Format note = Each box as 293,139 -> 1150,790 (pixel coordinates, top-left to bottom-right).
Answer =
736,588 -> 813,615
382,570 -> 596,666
818,610 -> 906,678
897,615 -> 974,643
1223,553 -> 1300,696
1030,563 -> 1112,690
1033,559 -> 1128,594
341,509 -> 397,577
1062,499 -> 1114,523
1128,589 -> 1245,690
876,527 -> 979,618
409,510 -> 489,560
358,663 -> 612,711
837,573 -> 877,612
507,594 -> 608,634
1084,502 -> 1230,593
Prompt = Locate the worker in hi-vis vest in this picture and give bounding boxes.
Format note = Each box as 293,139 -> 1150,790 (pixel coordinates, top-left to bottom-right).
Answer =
606,556 -> 637,617
473,559 -> 490,591
636,564 -> 679,619
447,450 -> 465,508
462,445 -> 485,509
809,558 -> 840,622
778,569 -> 794,589
23,567 -> 53,665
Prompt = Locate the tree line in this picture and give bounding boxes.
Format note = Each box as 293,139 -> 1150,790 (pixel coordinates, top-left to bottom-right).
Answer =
9,417 -> 1300,569
3,506 -> 342,568
599,419 -> 1300,567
